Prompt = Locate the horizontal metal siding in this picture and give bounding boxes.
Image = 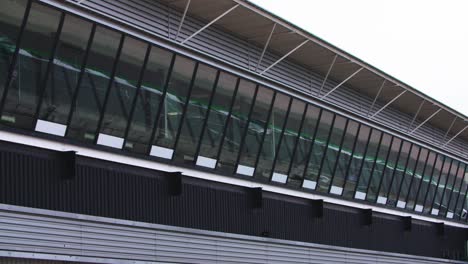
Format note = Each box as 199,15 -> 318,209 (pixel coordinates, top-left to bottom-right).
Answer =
0,205 -> 466,264
62,0 -> 467,158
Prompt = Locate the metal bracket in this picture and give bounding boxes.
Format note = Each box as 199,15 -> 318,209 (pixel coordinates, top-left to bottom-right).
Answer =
255,23 -> 276,72
318,54 -> 337,97
409,108 -> 442,135
370,90 -> 406,119
321,67 -> 363,99
259,39 -> 309,75
175,0 -> 191,41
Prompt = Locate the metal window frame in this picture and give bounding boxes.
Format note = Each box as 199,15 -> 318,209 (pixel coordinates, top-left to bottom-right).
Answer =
437,160 -> 459,216
420,153 -> 442,211
122,44 -> 152,146
373,135 -> 396,203
450,163 -> 467,218
411,151 -> 437,211
340,123 -> 362,191
327,118 -> 351,193
426,156 -> 449,213
386,142 -> 414,205
299,108 -> 324,186
315,115 -> 348,191
0,0 -> 32,114
170,62 -> 201,152
33,12 -> 66,124
383,141 -> 408,201
64,23 -> 96,132
145,53 -> 177,154
284,103 -> 309,178
430,158 -> 455,213
250,91 -> 278,175
268,97 -> 295,181
364,131 -> 386,199
444,162 -> 464,217
395,144 -> 421,205
190,70 -> 226,159
93,33 -> 126,143
454,165 -> 468,220
351,127 -> 376,196
406,148 -> 431,210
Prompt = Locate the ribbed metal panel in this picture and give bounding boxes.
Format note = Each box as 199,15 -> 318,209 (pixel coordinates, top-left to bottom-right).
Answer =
60,0 -> 467,158
0,204 -> 465,264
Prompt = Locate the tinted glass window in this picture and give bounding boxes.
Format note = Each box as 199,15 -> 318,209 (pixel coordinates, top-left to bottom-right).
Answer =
366,133 -> 392,202
376,137 -> 402,204
396,145 -> 420,207
355,129 -> 382,199
387,141 -> 412,206
414,151 -> 437,211
405,148 -> 428,209
430,158 -> 453,214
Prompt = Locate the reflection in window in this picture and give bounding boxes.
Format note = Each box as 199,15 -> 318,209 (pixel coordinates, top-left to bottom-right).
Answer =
343,125 -> 371,198
173,64 -> 218,164
124,47 -> 173,154
196,72 -> 237,167
422,155 -> 444,214
303,110 -> 334,190
287,106 -> 321,188
235,87 -> 274,176
37,15 -> 93,129
216,80 -> 257,175
1,3 -> 61,129
430,158 -> 453,214
255,93 -> 291,182
97,37 -> 148,148
376,137 -> 402,204
66,26 -> 122,143
271,99 -> 306,184
447,163 -> 467,218
404,148 -> 428,209
329,121 -> 359,195
150,55 -> 196,159
453,166 -> 468,219
0,0 -> 28,103
438,161 -> 460,216
366,133 -> 392,202
387,142 -> 412,206
317,115 -> 347,193
395,145 -> 420,207
355,129 -> 382,200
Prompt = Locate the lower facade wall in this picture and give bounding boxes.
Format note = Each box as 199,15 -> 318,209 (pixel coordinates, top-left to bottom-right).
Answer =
0,140 -> 467,260
0,204 -> 465,264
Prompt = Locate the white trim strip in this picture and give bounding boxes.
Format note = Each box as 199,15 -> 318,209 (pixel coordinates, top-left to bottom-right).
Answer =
35,119 -> 67,137
0,130 -> 465,227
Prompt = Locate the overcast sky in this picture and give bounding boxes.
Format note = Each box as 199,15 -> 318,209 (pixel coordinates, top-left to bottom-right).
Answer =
249,0 -> 468,116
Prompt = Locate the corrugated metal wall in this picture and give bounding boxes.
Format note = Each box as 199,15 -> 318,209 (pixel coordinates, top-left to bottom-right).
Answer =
0,140 -> 466,259
61,0 -> 468,158
0,204 -> 467,264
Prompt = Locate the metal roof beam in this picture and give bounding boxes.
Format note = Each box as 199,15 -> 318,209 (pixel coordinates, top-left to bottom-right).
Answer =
442,124 -> 468,148
175,0 -> 191,41
370,90 -> 407,119
255,23 -> 276,72
321,67 -> 363,99
318,54 -> 337,97
409,108 -> 442,135
260,39 -> 309,75
407,100 -> 425,132
441,116 -> 457,145
367,80 -> 385,117
181,4 -> 239,44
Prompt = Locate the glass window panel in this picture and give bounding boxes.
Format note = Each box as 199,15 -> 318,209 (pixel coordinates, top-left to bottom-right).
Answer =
271,99 -> 306,179
172,64 -> 218,164
216,80 -> 256,175
1,3 -> 61,129
66,26 -> 121,143
439,160 -> 460,216
151,55 -> 196,151
37,15 -> 92,125
303,110 -> 335,188
454,166 -> 468,219
355,129 -> 382,198
431,158 -> 453,213
330,120 -> 359,193
255,93 -> 291,181
396,145 -> 420,206
447,163 -> 467,217
0,0 -> 28,99
236,87 -> 274,174
414,151 -> 437,210
196,72 -> 237,161
343,125 -> 371,198
98,37 -> 147,140
287,105 -> 321,188
405,148 -> 428,209
316,115 -> 347,193
376,137 -> 402,202
387,141 -> 412,206
366,133 -> 392,202
124,46 -> 173,154
423,155 -> 445,214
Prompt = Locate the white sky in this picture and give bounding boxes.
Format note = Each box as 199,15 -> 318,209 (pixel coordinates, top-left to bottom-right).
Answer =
249,0 -> 468,116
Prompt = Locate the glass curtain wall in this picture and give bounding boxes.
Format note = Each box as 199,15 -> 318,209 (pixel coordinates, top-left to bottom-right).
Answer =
1,0 -> 468,221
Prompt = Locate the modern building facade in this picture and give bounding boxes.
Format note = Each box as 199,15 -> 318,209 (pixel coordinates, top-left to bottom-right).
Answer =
0,0 -> 467,263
